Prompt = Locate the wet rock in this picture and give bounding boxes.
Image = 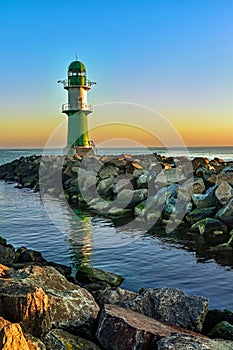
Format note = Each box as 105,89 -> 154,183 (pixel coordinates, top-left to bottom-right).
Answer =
15,247 -> 47,264
208,321 -> 233,340
96,304 -> 205,350
76,265 -> 124,288
122,288 -> 208,332
216,198 -> 233,227
215,181 -> 233,205
44,329 -> 101,350
178,177 -> 206,201
0,265 -> 99,337
190,218 -> 228,235
0,239 -> 15,264
88,198 -> 111,213
203,309 -> 233,335
192,186 -> 218,208
186,207 -> 217,225
106,206 -> 132,218
157,333 -> 233,350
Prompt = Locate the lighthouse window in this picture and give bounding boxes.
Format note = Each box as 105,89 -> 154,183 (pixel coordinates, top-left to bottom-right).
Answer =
68,72 -> 73,76
78,72 -> 85,76
73,72 -> 77,76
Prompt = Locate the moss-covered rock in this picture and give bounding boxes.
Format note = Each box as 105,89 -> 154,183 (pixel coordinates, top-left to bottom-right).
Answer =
208,321 -> 233,340
76,265 -> 124,288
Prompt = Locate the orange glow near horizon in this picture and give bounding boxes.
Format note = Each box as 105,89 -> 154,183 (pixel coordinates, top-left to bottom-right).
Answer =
0,111 -> 232,148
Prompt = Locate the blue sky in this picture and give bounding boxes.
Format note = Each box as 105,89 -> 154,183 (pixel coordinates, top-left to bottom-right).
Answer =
0,0 -> 232,147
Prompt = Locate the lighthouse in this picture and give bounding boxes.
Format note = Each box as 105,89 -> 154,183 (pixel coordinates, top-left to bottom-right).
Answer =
59,58 -> 96,156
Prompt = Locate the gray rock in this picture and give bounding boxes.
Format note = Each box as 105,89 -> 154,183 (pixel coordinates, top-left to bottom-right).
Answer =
136,174 -> 148,189
186,207 -> 217,224
116,188 -> 148,208
87,198 -> 111,213
97,176 -> 115,198
216,198 -> 233,227
93,287 -> 138,307
96,304 -> 205,350
157,333 -> 233,350
215,181 -> 233,205
208,172 -> 233,186
83,174 -> 97,191
44,329 -> 101,350
122,288 -> 209,332
106,207 -> 132,218
178,178 -> 206,202
155,168 -> 186,185
192,186 -> 218,208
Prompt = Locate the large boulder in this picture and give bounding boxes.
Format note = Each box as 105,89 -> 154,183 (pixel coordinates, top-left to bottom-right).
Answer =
216,198 -> 233,227
122,288 -> 208,332
215,181 -> 233,205
44,329 -> 101,350
96,304 -> 206,350
192,186 -> 218,208
157,333 -> 233,350
0,264 -> 99,337
178,178 -> 206,202
97,176 -> 115,198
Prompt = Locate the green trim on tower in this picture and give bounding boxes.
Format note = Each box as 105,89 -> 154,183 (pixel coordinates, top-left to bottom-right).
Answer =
68,60 -> 87,86
67,111 -> 90,147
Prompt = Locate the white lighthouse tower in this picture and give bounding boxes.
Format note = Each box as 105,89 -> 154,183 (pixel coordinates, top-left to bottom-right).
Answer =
59,58 -> 96,156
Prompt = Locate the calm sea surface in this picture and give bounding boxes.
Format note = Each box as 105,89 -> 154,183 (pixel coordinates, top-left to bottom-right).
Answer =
0,147 -> 233,309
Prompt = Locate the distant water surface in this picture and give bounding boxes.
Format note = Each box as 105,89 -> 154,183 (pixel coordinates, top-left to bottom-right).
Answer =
0,147 -> 233,309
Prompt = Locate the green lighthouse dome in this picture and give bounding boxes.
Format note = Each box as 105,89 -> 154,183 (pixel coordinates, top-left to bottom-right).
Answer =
68,60 -> 86,72
68,60 -> 87,86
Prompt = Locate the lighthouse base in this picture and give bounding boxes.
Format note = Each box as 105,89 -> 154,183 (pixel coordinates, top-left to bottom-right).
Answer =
64,146 -> 95,157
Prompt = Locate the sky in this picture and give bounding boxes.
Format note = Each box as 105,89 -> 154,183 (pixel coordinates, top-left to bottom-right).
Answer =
0,0 -> 232,148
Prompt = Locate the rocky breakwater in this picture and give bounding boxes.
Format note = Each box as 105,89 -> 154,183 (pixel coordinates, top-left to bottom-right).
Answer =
1,238 -> 233,349
1,153 -> 233,258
